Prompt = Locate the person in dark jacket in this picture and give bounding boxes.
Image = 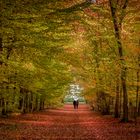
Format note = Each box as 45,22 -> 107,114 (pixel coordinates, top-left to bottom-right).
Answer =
73,99 -> 79,109
76,100 -> 79,109
73,100 -> 76,109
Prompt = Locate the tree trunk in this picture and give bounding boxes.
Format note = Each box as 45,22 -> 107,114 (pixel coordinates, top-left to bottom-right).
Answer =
31,95 -> 35,112
136,55 -> 140,120
109,0 -> 129,122
0,37 -> 3,65
27,93 -> 30,113
0,37 -> 2,53
21,94 -> 25,113
115,79 -> 120,118
138,102 -> 140,116
119,85 -> 123,117
121,68 -> 128,122
1,98 -> 6,115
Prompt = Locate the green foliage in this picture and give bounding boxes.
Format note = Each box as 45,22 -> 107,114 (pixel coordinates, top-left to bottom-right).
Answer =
0,0 -> 139,119
0,0 -> 74,115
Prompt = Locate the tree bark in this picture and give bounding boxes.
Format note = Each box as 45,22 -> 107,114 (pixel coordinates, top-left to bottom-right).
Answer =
136,55 -> 140,119
109,0 -> 129,122
0,37 -> 2,53
115,79 -> 120,118
0,37 -> 3,65
138,102 -> 140,116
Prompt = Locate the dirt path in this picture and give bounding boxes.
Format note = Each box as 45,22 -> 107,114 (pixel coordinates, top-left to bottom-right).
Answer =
0,104 -> 139,140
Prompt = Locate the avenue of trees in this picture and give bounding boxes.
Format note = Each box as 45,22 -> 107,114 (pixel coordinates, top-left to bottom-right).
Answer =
0,0 -> 140,122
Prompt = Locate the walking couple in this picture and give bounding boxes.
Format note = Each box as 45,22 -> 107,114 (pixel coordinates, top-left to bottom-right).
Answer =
73,99 -> 79,109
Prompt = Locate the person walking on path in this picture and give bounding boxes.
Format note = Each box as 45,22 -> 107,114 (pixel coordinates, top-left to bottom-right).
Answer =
73,100 -> 76,109
73,97 -> 79,109
76,100 -> 79,109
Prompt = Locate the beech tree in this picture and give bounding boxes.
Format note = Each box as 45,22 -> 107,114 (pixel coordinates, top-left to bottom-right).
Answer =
0,0 -> 73,115
0,0 -> 139,123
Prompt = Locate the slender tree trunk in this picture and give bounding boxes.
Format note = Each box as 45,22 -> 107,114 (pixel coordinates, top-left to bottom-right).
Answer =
0,37 -> 3,65
27,93 -> 30,113
138,102 -> 140,116
109,0 -> 129,122
31,95 -> 36,112
35,96 -> 38,111
115,79 -> 120,118
121,70 -> 128,122
119,85 -> 122,117
40,97 -> 45,110
1,98 -> 6,115
0,37 -> 2,53
21,94 -> 25,113
136,55 -> 140,119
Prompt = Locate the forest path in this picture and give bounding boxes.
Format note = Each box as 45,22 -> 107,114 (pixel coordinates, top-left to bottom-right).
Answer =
0,104 -> 139,140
